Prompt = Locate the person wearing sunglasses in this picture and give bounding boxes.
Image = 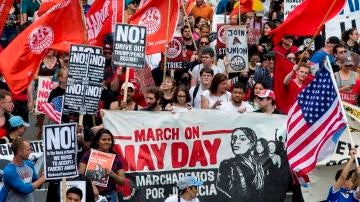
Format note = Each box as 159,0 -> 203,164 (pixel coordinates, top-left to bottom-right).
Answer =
331,44 -> 347,73
334,56 -> 359,92
164,176 -> 203,202
273,35 -> 298,56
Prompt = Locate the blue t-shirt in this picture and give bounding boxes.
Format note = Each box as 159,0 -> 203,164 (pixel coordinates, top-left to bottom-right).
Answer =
327,186 -> 360,202
310,49 -> 335,68
0,160 -> 38,202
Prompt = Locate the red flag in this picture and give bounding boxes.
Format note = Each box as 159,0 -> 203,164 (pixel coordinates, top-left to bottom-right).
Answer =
270,0 -> 345,45
0,0 -> 85,94
0,0 -> 14,36
230,0 -> 253,16
129,0 -> 180,55
185,0 -> 196,15
86,0 -> 123,46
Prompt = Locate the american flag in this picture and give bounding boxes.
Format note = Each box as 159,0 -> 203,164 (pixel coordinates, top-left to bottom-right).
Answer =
286,67 -> 346,182
41,96 -> 63,124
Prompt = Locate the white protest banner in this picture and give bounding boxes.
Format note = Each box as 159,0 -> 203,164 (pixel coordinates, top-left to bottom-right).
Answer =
85,149 -> 115,187
167,37 -> 183,69
302,103 -> 360,201
35,76 -> 53,113
60,181 -> 86,202
0,141 -> 44,189
113,24 -> 146,69
325,0 -> 360,39
64,45 -> 105,115
284,0 -> 304,20
43,123 -> 78,180
216,24 -> 226,57
226,26 -> 248,73
103,110 -> 291,202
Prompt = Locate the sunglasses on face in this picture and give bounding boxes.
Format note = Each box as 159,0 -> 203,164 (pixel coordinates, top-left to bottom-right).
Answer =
287,57 -> 296,61
200,41 -> 209,45
104,52 -> 112,56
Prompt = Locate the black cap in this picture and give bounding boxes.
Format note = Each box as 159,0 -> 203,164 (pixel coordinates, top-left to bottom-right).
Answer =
264,51 -> 275,58
326,36 -> 340,45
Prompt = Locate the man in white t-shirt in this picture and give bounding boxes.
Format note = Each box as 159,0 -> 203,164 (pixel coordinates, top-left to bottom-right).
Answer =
220,82 -> 254,113
189,68 -> 214,109
191,47 -> 223,87
164,176 -> 203,202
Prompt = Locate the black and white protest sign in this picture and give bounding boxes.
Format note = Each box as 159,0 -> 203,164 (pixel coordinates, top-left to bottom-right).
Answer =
43,123 -> 78,180
226,26 -> 248,73
113,24 -> 146,68
167,37 -> 183,69
64,45 -> 105,115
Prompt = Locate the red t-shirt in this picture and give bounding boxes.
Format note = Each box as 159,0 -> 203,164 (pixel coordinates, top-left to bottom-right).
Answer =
285,78 -> 312,111
273,45 -> 298,56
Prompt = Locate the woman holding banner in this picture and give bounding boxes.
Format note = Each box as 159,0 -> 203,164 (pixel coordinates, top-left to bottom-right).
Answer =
79,129 -> 125,202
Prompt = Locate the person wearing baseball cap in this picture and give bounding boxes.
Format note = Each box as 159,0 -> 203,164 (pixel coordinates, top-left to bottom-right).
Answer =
109,82 -> 142,111
0,116 -> 29,144
254,89 -> 282,114
310,36 -> 340,71
164,176 -> 203,202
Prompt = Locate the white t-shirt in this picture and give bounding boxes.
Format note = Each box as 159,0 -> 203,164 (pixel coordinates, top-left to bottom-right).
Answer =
189,84 -> 207,109
191,64 -> 224,84
201,90 -> 231,109
219,101 -> 255,112
164,195 -> 200,202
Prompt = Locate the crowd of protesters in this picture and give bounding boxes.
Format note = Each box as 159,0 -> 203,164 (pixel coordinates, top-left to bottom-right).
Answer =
0,0 -> 360,201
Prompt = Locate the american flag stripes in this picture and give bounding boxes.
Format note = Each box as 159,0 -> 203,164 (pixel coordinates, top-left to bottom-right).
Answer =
41,96 -> 63,124
286,67 -> 346,181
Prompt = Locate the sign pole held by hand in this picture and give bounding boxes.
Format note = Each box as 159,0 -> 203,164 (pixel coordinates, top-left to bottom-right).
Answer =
163,0 -> 172,83
122,67 -> 130,106
62,178 -> 67,202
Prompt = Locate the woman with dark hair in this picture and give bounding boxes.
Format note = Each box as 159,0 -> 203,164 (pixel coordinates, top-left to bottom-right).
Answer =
247,80 -> 267,110
193,16 -> 206,40
79,129 -> 125,202
216,127 -> 265,201
165,85 -> 192,112
201,73 -> 231,109
342,28 -> 360,54
258,21 -> 276,57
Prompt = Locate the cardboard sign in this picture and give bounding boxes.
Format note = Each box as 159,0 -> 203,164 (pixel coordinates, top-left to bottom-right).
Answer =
64,45 -> 105,115
43,123 -> 78,180
35,76 -> 54,113
225,26 -> 248,73
284,0 -> 304,19
166,37 -> 183,69
85,149 -> 115,187
216,24 -> 226,57
113,24 -> 146,68
60,181 -> 86,202
103,111 -> 291,201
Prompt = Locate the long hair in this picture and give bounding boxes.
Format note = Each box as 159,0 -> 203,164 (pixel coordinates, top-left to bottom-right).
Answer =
209,73 -> 227,94
255,138 -> 269,157
90,129 -> 115,153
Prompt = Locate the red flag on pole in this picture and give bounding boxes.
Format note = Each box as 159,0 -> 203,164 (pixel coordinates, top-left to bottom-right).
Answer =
85,0 -> 123,46
129,0 -> 180,55
270,0 -> 346,45
0,0 -> 85,94
0,0 -> 14,36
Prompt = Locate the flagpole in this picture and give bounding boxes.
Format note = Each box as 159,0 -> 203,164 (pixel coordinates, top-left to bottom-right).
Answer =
78,0 -> 88,43
122,1 -> 130,106
297,0 -> 338,64
163,0 -> 172,82
325,56 -> 359,167
238,1 -> 241,26
181,2 -> 198,51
